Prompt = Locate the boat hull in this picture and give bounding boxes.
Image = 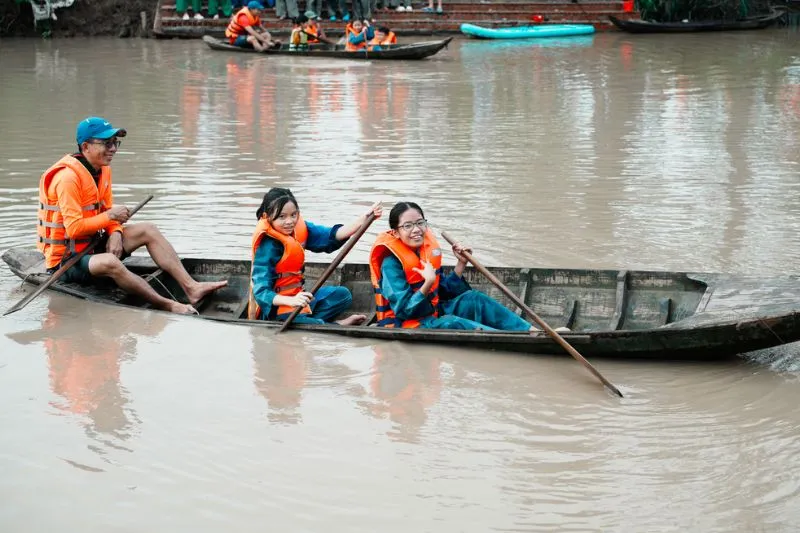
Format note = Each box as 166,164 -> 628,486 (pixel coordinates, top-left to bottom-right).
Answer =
460,23 -> 596,39
608,9 -> 784,33
202,35 -> 452,59
5,249 -> 800,360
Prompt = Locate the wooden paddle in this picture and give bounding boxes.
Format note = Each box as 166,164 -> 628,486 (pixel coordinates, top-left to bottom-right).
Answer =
301,29 -> 336,45
440,231 -> 623,398
277,211 -> 378,333
3,195 -> 154,317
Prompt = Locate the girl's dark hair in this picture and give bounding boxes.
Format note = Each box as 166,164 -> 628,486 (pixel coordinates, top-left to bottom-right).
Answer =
388,202 -> 424,229
256,188 -> 299,220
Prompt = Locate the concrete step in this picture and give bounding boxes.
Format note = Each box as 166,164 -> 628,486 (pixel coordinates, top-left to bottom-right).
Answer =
154,0 -> 634,36
160,4 -> 627,16
159,1 -> 626,9
161,11 -> 619,26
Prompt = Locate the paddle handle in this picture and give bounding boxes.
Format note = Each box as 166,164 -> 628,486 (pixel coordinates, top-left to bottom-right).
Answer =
277,212 -> 378,333
3,195 -> 154,317
440,231 -> 623,398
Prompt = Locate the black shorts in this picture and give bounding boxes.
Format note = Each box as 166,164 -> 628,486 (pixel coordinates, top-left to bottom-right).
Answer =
47,232 -> 130,284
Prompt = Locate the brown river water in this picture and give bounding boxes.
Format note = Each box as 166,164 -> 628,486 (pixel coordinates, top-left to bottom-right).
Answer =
1,31 -> 799,531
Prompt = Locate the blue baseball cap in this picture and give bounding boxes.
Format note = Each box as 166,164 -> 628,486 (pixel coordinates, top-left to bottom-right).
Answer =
247,1 -> 265,9
76,117 -> 127,145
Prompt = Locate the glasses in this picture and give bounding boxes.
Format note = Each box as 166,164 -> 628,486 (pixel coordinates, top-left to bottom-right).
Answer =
89,139 -> 121,150
398,219 -> 428,232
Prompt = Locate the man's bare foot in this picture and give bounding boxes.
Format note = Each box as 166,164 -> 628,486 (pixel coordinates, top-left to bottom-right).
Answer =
186,280 -> 228,306
167,302 -> 199,315
335,314 -> 367,326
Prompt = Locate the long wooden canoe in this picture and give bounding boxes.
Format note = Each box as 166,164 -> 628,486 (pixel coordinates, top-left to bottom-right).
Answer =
5,248 -> 800,360
608,9 -> 784,33
202,35 -> 452,60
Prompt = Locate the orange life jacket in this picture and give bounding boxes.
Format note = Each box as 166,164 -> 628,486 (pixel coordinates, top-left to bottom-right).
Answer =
305,22 -> 320,43
226,7 -> 260,43
37,155 -> 115,269
345,25 -> 368,52
369,230 -> 442,328
368,31 -> 397,49
248,215 -> 311,320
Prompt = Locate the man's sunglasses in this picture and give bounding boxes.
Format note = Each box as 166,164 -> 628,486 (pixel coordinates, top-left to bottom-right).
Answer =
89,139 -> 122,150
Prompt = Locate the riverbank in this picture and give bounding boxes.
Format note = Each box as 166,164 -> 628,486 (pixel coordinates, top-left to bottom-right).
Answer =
1,0 -> 157,37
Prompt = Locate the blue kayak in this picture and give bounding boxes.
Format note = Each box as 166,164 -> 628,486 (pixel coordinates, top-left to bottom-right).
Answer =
460,23 -> 596,39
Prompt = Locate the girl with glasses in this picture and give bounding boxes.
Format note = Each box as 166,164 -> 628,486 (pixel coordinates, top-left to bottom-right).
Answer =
248,187 -> 382,325
369,202 -> 544,332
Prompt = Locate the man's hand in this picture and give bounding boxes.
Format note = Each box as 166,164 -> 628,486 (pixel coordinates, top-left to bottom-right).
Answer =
107,205 -> 130,223
106,231 -> 124,258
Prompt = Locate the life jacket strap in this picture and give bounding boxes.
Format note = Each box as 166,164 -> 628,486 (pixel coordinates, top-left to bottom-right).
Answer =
38,219 -> 64,229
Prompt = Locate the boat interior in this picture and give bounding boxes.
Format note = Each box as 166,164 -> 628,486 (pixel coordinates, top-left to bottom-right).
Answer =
114,257 -> 708,331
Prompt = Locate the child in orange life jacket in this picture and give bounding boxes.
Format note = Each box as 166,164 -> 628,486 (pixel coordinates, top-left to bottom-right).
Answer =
289,15 -> 309,50
303,10 -> 327,43
249,188 -> 382,325
369,202 -> 550,331
345,19 -> 375,51
368,26 -> 396,50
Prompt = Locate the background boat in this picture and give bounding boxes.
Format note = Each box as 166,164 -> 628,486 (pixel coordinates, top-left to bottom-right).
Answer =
608,8 -> 784,33
202,35 -> 452,60
460,23 -> 596,39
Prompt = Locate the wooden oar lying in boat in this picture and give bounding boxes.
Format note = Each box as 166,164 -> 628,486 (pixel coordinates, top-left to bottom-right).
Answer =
3,195 -> 154,317
440,231 -> 624,398
277,211 -> 378,333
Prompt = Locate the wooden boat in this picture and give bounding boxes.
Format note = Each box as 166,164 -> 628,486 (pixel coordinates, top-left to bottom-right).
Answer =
608,9 -> 784,33
202,35 -> 452,60
6,248 -> 800,360
460,23 -> 595,40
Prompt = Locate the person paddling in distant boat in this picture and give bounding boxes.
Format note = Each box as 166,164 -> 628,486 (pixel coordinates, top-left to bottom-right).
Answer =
301,10 -> 335,45
248,188 -> 383,325
368,26 -> 396,50
37,117 -> 228,315
344,19 -> 375,51
225,1 -> 281,52
289,15 -> 310,50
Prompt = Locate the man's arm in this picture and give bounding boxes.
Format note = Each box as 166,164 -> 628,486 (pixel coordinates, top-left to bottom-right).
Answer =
102,180 -> 123,235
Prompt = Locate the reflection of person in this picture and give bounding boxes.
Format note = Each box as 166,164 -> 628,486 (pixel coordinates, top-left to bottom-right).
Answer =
248,188 -> 381,325
7,299 -> 167,441
369,202 -> 551,331
37,116 -> 227,314
363,346 -> 442,443
251,333 -> 308,425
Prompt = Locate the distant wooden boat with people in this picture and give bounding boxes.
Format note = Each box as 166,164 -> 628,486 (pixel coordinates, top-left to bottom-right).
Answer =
201,35 -> 452,59
608,8 -> 784,33
6,248 -> 800,360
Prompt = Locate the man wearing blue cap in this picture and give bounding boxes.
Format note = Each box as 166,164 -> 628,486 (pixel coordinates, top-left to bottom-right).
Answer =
225,1 -> 280,51
37,117 -> 228,314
